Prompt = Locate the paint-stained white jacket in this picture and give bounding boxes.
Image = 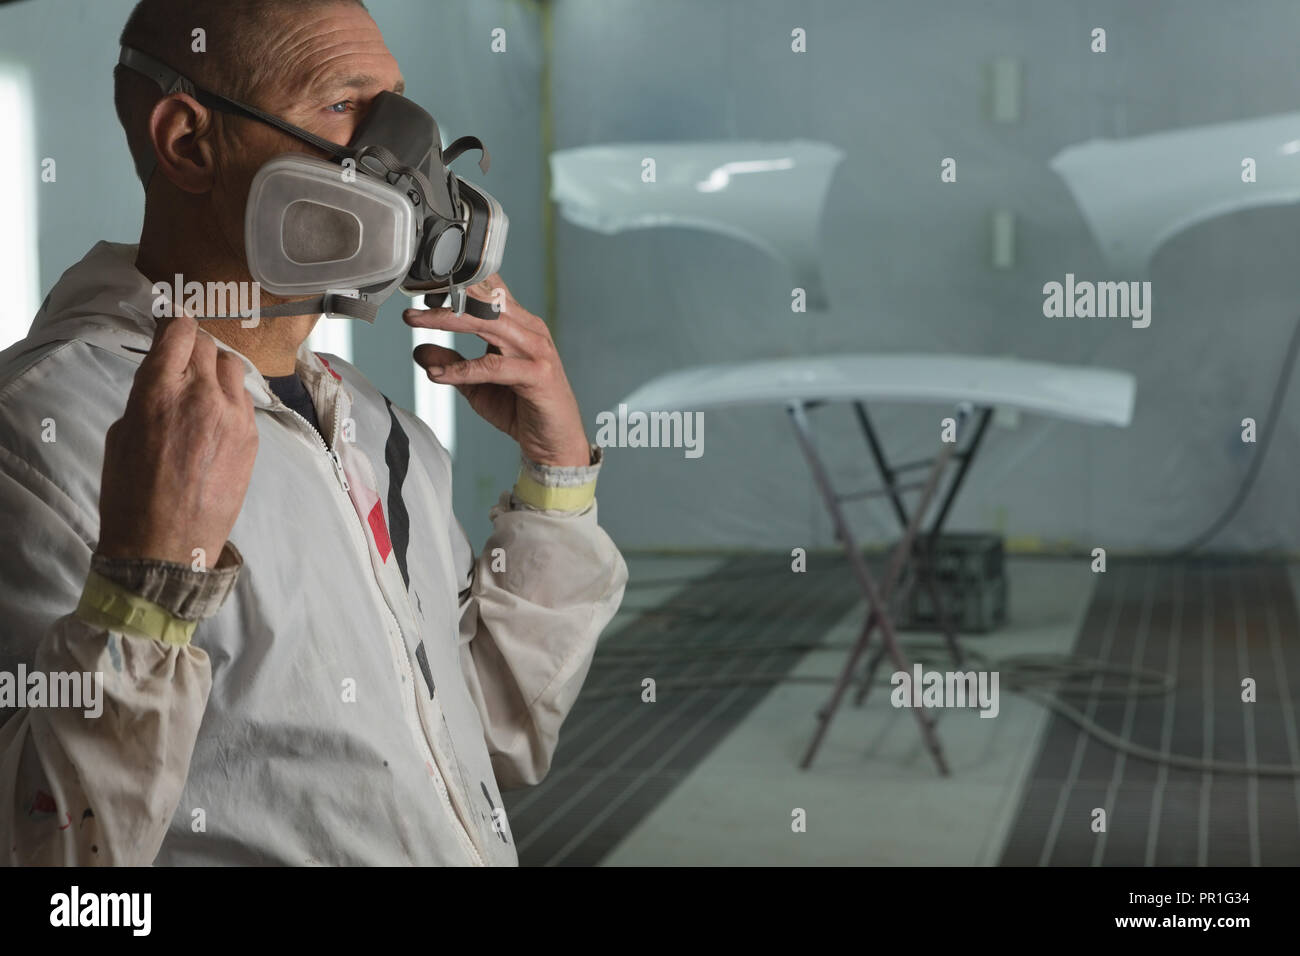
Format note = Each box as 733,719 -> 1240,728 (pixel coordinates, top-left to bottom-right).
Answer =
0,241 -> 627,865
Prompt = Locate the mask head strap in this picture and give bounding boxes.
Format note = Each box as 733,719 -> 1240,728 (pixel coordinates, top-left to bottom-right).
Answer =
118,46 -> 353,186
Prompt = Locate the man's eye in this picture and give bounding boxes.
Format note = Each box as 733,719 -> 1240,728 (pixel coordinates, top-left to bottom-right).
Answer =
326,101 -> 354,114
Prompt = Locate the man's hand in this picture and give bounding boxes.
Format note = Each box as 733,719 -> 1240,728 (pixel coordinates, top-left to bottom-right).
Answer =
404,275 -> 591,467
96,313 -> 259,566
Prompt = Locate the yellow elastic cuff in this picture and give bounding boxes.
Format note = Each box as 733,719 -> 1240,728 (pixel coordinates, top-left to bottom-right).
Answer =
75,570 -> 198,646
512,471 -> 597,513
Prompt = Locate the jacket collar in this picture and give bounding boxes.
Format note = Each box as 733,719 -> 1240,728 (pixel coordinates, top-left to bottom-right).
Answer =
24,241 -> 350,414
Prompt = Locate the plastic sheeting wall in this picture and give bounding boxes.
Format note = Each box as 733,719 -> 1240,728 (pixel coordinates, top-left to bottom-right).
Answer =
0,0 -> 545,550
549,0 -> 1300,554
12,0 -> 1300,556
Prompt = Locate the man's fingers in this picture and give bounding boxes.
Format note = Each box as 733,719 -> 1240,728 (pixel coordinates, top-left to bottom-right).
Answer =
473,275 -> 551,334
412,343 -> 466,371
468,274 -> 514,307
215,349 -> 248,401
424,351 -> 533,388
140,312 -> 199,380
189,329 -> 219,381
403,306 -> 537,353
421,274 -> 550,336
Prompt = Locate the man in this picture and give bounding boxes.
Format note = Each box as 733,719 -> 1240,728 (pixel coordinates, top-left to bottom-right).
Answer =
0,0 -> 626,865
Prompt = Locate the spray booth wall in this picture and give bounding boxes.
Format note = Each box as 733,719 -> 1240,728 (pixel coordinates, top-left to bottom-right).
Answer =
7,0 -> 1300,555
550,0 -> 1300,555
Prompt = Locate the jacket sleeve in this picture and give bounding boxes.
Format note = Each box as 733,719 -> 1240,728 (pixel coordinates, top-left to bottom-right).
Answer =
0,456 -> 238,865
456,447 -> 627,789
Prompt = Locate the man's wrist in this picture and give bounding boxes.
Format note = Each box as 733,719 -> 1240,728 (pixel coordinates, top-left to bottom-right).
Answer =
511,445 -> 603,512
524,438 -> 595,469
89,541 -> 243,622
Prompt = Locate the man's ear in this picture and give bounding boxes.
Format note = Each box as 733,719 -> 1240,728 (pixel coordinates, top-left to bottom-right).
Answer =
147,92 -> 219,194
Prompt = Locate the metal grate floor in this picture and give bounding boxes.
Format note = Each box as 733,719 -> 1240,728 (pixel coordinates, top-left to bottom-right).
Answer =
501,553 -> 863,866
999,558 -> 1300,866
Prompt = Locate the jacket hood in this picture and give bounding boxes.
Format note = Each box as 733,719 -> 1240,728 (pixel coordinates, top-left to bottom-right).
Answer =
29,241 -> 158,349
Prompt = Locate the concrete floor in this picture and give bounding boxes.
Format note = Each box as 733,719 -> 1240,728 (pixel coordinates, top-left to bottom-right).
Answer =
595,555 -> 1096,866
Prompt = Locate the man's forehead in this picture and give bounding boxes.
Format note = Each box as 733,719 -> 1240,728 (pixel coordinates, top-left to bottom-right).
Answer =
308,71 -> 406,96
268,10 -> 404,98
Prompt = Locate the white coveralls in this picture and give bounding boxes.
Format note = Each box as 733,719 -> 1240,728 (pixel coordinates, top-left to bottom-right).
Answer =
0,241 -> 627,865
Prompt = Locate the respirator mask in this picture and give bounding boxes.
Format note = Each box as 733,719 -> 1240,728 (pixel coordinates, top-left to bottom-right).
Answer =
118,46 -> 508,321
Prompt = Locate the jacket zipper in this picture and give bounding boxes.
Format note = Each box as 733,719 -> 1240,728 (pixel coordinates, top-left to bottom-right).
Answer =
270,394 -> 486,866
